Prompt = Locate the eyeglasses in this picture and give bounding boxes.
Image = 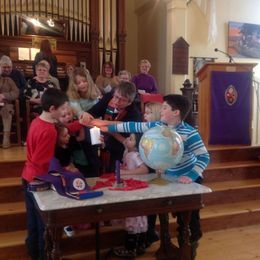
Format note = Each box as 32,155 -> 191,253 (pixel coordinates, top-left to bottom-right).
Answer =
113,94 -> 129,103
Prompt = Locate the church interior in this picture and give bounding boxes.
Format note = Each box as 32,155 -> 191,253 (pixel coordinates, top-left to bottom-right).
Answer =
0,0 -> 260,259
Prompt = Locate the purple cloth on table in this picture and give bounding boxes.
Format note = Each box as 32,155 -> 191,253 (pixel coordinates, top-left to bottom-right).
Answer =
209,71 -> 252,145
132,73 -> 158,93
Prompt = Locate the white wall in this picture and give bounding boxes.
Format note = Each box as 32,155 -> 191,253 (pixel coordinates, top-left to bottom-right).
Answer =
187,0 -> 260,80
125,1 -> 138,76
126,0 -> 260,87
126,0 -> 167,93
125,0 -> 260,144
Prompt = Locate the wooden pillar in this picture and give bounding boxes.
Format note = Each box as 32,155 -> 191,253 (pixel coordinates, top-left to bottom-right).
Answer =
116,0 -> 126,72
90,0 -> 99,79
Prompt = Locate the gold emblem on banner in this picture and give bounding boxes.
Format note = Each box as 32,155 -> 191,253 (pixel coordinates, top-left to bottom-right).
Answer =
225,85 -> 238,106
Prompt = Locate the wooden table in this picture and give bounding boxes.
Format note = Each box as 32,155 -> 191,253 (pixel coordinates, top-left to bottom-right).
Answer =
33,174 -> 211,260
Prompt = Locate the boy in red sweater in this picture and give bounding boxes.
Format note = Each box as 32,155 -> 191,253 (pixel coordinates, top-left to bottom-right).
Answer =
22,88 -> 69,260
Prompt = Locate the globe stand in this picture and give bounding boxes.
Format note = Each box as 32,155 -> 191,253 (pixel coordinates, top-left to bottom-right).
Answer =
156,169 -> 163,178
149,169 -> 170,186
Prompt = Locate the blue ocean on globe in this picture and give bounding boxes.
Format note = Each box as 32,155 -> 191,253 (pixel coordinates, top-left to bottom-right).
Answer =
139,125 -> 184,171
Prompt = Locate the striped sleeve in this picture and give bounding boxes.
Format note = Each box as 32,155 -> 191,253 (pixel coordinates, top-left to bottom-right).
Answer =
108,121 -> 159,133
183,130 -> 210,180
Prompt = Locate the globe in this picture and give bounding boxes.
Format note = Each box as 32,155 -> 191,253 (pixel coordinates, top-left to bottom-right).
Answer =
139,125 -> 184,171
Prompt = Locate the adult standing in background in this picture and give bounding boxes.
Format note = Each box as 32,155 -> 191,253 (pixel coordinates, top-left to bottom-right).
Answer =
33,39 -> 58,77
132,59 -> 158,94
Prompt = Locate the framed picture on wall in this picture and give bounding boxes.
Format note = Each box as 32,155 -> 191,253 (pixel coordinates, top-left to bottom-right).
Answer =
228,21 -> 260,59
20,16 -> 67,38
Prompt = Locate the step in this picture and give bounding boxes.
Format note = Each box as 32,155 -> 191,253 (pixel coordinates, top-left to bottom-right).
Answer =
201,199 -> 260,232
0,230 -> 27,260
204,160 -> 260,182
0,201 -> 26,232
0,177 -> 24,203
0,161 -> 25,178
206,178 -> 260,191
203,178 -> 260,205
0,226 -> 125,260
0,146 -> 26,178
207,145 -> 260,164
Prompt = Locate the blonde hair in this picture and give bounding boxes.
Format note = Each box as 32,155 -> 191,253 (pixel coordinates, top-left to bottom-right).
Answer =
118,70 -> 131,80
139,59 -> 151,68
145,102 -> 162,121
67,67 -> 100,100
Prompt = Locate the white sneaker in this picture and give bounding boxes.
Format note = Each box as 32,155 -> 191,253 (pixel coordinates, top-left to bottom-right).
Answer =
64,226 -> 75,237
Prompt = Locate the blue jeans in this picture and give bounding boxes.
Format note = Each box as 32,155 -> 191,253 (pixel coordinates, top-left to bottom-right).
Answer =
22,179 -> 45,260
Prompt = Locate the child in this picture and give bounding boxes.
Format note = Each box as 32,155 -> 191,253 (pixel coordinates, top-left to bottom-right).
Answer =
21,88 -> 69,260
142,102 -> 162,247
66,67 -> 100,118
143,101 -> 162,122
54,123 -> 79,173
58,106 -> 89,176
113,133 -> 149,258
54,123 -> 87,237
93,94 -> 210,259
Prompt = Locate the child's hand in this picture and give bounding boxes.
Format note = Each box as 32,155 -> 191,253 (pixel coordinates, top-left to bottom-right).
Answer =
177,176 -> 192,184
90,119 -> 110,127
65,164 -> 79,173
76,128 -> 85,142
100,126 -> 108,132
99,134 -> 105,148
79,112 -> 94,126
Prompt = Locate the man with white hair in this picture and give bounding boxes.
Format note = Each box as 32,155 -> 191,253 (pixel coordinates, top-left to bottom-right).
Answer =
0,55 -> 28,145
0,66 -> 19,148
0,55 -> 26,98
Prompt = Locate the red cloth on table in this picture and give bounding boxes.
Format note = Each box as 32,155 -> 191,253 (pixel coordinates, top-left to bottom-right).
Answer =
91,173 -> 149,191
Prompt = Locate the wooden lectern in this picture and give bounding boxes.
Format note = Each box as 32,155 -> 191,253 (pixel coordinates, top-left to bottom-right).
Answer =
197,62 -> 257,145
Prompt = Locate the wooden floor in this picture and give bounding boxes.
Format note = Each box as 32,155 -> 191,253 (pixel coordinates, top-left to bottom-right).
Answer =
61,224 -> 260,259
129,224 -> 260,260
0,146 -> 26,162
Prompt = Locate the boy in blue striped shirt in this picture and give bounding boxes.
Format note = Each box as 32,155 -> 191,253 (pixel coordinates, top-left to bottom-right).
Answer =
90,94 -> 209,258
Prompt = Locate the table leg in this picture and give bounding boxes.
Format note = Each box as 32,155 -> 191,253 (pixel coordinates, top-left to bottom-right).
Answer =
44,225 -> 53,259
179,211 -> 192,260
49,226 -> 63,260
95,222 -> 100,260
156,213 -> 180,260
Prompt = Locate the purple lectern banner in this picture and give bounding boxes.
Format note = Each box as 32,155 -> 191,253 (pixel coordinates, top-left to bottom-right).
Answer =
209,71 -> 252,145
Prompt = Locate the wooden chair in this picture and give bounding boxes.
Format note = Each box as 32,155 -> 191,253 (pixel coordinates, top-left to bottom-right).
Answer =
139,93 -> 164,114
0,99 -> 22,146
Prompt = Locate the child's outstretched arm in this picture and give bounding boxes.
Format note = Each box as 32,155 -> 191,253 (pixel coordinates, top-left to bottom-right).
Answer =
108,121 -> 158,133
